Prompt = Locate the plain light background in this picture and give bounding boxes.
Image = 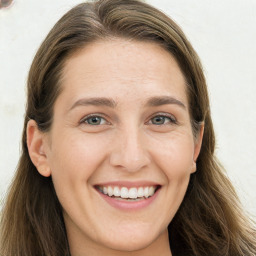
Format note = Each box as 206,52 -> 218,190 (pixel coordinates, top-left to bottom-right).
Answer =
0,0 -> 255,217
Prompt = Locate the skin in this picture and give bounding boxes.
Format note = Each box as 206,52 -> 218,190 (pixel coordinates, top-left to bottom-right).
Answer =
27,39 -> 203,256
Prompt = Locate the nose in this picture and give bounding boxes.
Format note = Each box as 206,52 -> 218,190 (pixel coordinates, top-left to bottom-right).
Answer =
109,127 -> 150,172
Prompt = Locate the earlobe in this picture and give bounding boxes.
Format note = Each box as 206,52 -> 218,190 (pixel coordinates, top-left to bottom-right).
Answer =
27,120 -> 51,177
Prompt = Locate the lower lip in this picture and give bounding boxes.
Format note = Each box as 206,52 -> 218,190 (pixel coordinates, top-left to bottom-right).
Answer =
96,188 -> 160,211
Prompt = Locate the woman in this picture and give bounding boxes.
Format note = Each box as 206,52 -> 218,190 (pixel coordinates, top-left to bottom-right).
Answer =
0,0 -> 255,255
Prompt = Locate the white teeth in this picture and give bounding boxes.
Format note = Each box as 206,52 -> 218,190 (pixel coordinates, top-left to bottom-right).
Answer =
113,186 -> 120,197
120,187 -> 129,198
149,186 -> 155,196
137,187 -> 144,197
103,187 -> 108,194
144,187 -> 149,198
107,186 -> 113,197
99,185 -> 157,199
128,188 -> 137,199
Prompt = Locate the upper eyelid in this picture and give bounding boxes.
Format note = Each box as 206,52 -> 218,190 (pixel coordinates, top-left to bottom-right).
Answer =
147,112 -> 177,122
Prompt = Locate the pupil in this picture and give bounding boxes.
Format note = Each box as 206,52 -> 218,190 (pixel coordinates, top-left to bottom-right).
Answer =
90,117 -> 100,124
153,116 -> 164,124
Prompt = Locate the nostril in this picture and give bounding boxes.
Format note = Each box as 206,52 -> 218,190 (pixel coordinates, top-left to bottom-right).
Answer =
0,0 -> 13,9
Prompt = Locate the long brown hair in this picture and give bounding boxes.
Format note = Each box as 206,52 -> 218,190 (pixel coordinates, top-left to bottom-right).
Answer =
1,1 -> 255,255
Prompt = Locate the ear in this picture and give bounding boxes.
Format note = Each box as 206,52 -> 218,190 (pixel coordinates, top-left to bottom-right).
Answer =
27,119 -> 51,177
191,123 -> 204,173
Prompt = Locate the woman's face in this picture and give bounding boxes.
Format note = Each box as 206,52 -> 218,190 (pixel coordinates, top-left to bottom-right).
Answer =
42,39 -> 203,254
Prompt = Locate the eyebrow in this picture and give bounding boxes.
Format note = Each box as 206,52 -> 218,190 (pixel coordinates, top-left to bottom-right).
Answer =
69,95 -> 186,111
69,97 -> 117,111
146,96 -> 186,109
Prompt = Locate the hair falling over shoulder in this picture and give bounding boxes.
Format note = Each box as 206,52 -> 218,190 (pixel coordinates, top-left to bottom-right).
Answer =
1,0 -> 256,255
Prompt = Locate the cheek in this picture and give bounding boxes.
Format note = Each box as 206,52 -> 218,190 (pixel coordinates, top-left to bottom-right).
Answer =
150,133 -> 195,178
47,132 -> 111,216
146,134 -> 195,227
48,131 -> 110,183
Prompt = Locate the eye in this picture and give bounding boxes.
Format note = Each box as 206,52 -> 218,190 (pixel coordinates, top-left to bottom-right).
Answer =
81,115 -> 108,125
149,114 -> 177,125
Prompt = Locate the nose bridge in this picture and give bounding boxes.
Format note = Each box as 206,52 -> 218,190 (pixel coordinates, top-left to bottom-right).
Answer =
109,125 -> 150,172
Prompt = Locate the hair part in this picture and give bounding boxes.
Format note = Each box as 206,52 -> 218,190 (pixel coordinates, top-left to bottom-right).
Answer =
1,0 -> 255,255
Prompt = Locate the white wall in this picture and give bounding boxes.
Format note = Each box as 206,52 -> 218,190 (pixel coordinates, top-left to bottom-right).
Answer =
0,0 -> 255,217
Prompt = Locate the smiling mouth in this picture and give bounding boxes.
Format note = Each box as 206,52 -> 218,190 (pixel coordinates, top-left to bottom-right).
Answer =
96,185 -> 160,201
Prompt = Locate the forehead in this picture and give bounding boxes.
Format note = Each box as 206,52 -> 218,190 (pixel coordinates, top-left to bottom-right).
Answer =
59,39 -> 188,108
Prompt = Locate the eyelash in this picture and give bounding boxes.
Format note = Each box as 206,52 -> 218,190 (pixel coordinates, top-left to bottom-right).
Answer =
80,113 -> 177,126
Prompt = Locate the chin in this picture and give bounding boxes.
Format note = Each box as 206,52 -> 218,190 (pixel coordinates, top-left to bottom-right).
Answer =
99,229 -> 158,252
105,239 -> 151,252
